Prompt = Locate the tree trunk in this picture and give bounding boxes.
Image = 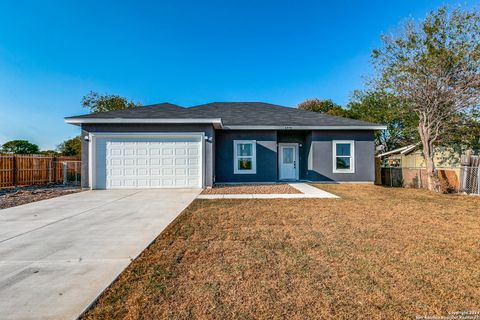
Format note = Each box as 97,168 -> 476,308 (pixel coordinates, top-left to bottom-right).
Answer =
418,122 -> 440,192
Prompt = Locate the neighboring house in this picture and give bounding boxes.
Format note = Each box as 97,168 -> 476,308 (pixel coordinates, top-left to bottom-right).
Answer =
378,144 -> 461,168
65,102 -> 386,189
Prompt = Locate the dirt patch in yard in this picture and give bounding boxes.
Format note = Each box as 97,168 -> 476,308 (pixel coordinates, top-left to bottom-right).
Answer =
0,184 -> 81,209
82,184 -> 480,320
201,183 -> 302,194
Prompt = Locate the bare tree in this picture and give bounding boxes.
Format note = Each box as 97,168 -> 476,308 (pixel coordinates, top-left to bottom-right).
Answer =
372,6 -> 480,191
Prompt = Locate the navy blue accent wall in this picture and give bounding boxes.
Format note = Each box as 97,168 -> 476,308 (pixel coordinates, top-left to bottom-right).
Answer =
215,130 -> 277,183
305,130 -> 375,182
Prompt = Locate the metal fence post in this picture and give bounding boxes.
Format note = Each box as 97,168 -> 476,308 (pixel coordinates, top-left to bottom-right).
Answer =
477,167 -> 480,195
390,167 -> 393,187
63,162 -> 67,185
74,161 -> 78,184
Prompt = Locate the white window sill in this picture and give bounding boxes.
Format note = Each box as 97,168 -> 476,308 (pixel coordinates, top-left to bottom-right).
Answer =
234,171 -> 257,174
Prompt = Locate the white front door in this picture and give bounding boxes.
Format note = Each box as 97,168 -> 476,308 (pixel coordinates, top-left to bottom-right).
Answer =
279,143 -> 299,180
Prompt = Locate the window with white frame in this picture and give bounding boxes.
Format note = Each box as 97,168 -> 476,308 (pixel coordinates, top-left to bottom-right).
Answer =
234,140 -> 256,174
333,140 -> 354,173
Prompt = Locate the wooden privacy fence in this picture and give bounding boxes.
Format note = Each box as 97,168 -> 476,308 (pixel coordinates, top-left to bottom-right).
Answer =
380,167 -> 460,192
0,154 -> 81,188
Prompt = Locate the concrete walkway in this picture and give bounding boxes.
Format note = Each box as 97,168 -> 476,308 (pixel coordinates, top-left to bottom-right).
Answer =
196,183 -> 339,199
0,189 -> 200,320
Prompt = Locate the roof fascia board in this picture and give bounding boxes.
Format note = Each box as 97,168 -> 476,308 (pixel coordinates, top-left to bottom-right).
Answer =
64,118 -> 386,130
223,125 -> 387,130
64,118 -> 223,129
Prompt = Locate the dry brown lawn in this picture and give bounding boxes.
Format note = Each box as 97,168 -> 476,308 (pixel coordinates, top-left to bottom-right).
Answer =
200,183 -> 301,194
82,185 -> 480,320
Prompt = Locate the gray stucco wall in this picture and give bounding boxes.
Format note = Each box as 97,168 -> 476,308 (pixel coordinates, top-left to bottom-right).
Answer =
79,125 -> 375,187
80,128 -> 89,188
215,130 -> 277,183
305,130 -> 375,182
80,124 -> 215,188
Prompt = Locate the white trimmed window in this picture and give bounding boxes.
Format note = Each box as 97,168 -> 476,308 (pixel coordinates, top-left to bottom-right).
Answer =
234,140 -> 256,174
333,140 -> 355,173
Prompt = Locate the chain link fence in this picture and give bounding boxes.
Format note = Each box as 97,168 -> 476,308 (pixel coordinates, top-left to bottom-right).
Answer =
459,166 -> 479,194
60,161 -> 81,186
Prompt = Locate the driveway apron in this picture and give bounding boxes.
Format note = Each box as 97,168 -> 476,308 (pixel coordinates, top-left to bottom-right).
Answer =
0,189 -> 200,320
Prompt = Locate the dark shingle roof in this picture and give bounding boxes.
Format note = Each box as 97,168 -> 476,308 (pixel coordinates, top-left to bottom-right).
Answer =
70,103 -> 184,118
66,102 -> 384,128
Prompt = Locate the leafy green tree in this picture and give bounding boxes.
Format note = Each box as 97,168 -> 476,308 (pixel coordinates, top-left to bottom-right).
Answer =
371,6 -> 480,191
443,109 -> 480,153
81,91 -> 138,113
346,90 -> 418,152
57,136 -> 81,156
1,140 -> 39,154
297,99 -> 347,117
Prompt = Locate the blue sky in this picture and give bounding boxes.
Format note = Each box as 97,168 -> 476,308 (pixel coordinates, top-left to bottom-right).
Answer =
0,0 -> 468,149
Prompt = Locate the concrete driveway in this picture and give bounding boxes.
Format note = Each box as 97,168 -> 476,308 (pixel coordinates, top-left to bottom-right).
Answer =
0,189 -> 200,320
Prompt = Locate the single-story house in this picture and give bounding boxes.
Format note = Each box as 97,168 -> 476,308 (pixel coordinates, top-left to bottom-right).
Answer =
65,102 -> 386,189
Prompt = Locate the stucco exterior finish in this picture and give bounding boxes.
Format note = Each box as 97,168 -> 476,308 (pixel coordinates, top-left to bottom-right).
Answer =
79,125 -> 375,187
80,124 -> 215,188
305,130 -> 375,182
215,130 -> 278,183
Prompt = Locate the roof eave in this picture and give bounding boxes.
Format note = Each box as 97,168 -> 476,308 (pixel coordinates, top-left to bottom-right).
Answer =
64,117 -> 224,129
222,125 -> 388,130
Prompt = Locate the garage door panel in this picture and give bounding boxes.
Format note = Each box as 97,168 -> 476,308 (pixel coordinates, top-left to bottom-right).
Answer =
104,137 -> 202,189
150,148 -> 161,155
175,158 -> 186,165
162,158 -> 174,165
110,148 -> 122,156
110,159 -> 122,166
162,148 -> 174,155
188,148 -> 198,155
175,149 -> 186,155
124,148 -> 135,156
150,168 -> 161,176
150,158 -> 161,165
110,180 -> 122,187
136,158 -> 148,165
163,179 -> 173,186
124,168 -> 135,176
163,168 -> 174,175
175,168 -> 186,175
137,148 -> 148,156
137,168 -> 148,176
124,158 -> 135,166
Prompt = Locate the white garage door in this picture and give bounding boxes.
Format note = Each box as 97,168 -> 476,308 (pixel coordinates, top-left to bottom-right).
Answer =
104,136 -> 202,189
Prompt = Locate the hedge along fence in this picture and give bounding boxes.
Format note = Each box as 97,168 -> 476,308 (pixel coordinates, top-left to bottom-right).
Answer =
0,154 -> 81,188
